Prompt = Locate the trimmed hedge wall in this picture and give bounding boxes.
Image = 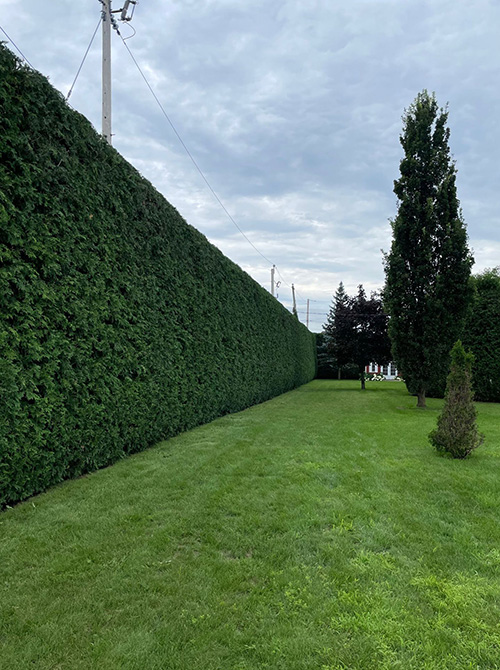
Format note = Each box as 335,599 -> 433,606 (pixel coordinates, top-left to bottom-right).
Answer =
463,269 -> 500,403
0,46 -> 316,507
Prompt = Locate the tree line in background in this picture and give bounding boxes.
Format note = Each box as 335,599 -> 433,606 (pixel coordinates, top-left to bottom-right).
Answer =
322,90 -> 500,417
322,267 -> 500,397
463,269 -> 500,403
321,283 -> 391,389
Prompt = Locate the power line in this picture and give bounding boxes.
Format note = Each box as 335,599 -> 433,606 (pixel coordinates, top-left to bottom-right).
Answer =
274,266 -> 292,289
2,11 -> 325,318
298,312 -> 329,316
116,31 -> 276,268
66,17 -> 102,101
113,19 -> 320,312
0,24 -> 34,68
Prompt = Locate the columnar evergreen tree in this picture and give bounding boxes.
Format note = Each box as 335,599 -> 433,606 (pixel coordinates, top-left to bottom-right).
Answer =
429,340 -> 483,458
384,91 -> 473,408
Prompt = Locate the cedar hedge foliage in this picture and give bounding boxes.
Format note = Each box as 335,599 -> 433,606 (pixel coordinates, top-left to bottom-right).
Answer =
463,269 -> 500,403
405,269 -> 500,402
0,45 -> 316,507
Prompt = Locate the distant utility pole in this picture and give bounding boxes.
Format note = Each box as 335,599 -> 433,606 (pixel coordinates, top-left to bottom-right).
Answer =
292,284 -> 297,316
101,0 -> 137,144
271,265 -> 276,296
101,0 -> 112,144
306,299 -> 310,328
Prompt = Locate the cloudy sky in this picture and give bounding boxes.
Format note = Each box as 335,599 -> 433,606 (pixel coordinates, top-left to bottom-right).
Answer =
1,0 -> 499,331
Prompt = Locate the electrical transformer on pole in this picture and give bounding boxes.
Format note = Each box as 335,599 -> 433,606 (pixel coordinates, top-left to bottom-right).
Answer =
102,0 -> 112,143
100,0 -> 137,144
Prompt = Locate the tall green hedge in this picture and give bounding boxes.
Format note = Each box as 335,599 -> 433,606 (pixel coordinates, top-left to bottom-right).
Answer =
0,45 -> 316,507
463,269 -> 500,403
404,270 -> 500,402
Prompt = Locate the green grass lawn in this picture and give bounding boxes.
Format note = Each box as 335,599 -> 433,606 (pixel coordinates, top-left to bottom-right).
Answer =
1,380 -> 500,670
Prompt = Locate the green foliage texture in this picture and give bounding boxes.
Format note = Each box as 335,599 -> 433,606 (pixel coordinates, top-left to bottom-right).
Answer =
384,91 -> 473,406
0,46 -> 316,506
323,282 -> 353,372
463,268 -> 500,403
349,285 -> 392,382
323,283 -> 391,387
315,333 -> 358,380
429,341 -> 483,458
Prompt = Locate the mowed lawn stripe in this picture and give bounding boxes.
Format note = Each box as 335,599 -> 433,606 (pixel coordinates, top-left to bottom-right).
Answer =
1,380 -> 499,670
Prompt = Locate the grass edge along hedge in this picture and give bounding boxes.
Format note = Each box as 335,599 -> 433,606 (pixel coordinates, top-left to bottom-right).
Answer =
0,45 -> 316,507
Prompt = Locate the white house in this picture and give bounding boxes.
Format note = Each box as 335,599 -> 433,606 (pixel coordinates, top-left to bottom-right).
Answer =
365,362 -> 400,380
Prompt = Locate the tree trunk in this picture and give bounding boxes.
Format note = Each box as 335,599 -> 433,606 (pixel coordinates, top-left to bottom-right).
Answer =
360,370 -> 366,390
417,390 -> 426,408
338,368 -> 341,380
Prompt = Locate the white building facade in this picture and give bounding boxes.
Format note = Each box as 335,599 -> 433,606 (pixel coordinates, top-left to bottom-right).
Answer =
365,362 -> 400,380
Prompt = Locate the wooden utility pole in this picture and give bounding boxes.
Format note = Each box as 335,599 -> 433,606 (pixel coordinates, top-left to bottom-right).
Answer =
291,284 -> 297,316
306,299 -> 310,328
271,265 -> 276,296
102,0 -> 112,144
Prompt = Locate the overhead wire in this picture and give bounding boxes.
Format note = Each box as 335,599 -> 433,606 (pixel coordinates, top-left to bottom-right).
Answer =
66,17 -> 102,101
0,15 -> 330,324
0,24 -> 34,68
0,8 -> 328,327
121,23 -> 136,41
54,7 -> 325,319
116,30 -> 276,268
274,266 -> 292,289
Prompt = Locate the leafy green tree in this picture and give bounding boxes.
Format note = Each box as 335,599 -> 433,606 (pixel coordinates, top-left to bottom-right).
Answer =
463,268 -> 500,402
350,286 -> 392,390
429,341 -> 483,458
384,90 -> 473,408
324,284 -> 391,389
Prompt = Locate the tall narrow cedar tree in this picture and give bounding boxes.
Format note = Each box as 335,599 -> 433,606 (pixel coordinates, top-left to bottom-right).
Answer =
384,91 -> 473,408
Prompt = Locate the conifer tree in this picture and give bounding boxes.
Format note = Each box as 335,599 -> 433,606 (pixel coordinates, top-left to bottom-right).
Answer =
323,282 -> 354,379
350,286 -> 392,390
429,341 -> 483,458
384,91 -> 473,408
324,283 -> 391,388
